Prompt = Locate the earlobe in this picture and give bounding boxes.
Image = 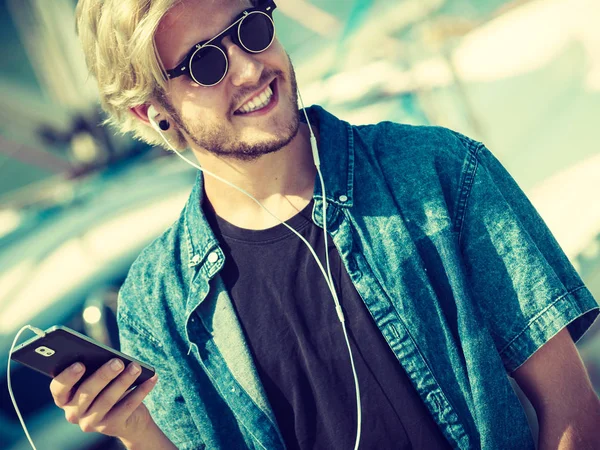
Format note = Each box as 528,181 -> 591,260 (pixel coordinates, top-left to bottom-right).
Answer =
130,104 -> 180,150
129,104 -> 170,132
147,105 -> 170,131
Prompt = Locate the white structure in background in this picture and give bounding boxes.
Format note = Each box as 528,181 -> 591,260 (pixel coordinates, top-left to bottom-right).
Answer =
452,0 -> 600,90
528,153 -> 600,264
302,0 -> 599,117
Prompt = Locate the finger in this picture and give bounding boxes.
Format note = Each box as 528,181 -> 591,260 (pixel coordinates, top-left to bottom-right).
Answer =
72,358 -> 125,413
86,363 -> 144,419
107,373 -> 158,422
50,362 -> 86,408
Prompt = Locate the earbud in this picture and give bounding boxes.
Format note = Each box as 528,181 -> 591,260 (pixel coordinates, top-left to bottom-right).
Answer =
147,105 -> 170,131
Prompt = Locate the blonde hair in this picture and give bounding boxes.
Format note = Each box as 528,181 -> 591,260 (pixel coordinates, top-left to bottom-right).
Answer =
76,0 -> 185,148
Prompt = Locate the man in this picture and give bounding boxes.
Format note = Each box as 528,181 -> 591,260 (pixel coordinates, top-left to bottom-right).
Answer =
49,0 -> 600,449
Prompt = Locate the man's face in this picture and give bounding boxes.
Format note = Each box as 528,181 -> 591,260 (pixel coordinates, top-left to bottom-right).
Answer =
155,0 -> 299,161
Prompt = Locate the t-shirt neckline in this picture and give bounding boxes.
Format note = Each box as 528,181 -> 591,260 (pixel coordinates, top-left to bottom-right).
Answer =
203,198 -> 314,244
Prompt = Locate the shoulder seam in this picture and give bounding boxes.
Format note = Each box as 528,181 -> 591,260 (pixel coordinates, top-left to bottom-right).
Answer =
454,136 -> 484,244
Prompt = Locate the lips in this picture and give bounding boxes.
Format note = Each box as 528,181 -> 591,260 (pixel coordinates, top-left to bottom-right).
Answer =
236,85 -> 273,114
234,79 -> 277,115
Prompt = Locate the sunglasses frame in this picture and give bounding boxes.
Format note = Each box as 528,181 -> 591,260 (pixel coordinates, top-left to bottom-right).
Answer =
166,1 -> 277,87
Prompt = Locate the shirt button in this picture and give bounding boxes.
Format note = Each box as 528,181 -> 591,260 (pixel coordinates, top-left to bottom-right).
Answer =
207,252 -> 219,264
191,254 -> 200,264
338,195 -> 348,203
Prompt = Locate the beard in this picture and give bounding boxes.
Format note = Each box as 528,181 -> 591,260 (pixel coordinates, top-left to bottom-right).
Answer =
159,54 -> 300,162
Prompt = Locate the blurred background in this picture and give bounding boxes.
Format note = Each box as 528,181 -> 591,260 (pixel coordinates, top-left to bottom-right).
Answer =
1,0 -> 599,448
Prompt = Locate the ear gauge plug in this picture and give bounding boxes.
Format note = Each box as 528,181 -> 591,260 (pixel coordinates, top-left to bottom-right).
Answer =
147,105 -> 170,131
147,105 -> 178,152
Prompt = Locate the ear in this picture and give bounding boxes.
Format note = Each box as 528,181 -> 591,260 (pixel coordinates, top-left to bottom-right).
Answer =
129,104 -> 153,127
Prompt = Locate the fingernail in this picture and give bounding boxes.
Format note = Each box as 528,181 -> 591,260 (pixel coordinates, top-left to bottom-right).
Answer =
71,363 -> 83,373
111,359 -> 123,371
129,364 -> 140,375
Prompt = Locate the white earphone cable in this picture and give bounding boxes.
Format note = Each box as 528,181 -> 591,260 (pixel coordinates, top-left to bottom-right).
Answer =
7,325 -> 47,450
297,92 -> 362,450
7,103 -> 361,450
158,136 -> 335,290
152,96 -> 362,449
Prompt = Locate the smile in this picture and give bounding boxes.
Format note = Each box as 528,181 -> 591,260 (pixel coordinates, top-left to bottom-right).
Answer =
234,80 -> 277,115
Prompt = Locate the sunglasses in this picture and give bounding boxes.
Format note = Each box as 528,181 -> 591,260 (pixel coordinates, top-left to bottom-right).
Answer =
166,1 -> 277,87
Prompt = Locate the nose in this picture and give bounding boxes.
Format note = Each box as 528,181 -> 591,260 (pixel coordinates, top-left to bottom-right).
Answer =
222,37 -> 263,87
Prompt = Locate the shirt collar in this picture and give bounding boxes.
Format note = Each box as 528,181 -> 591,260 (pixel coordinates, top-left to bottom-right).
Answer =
303,105 -> 355,209
183,105 -> 355,269
182,172 -> 221,269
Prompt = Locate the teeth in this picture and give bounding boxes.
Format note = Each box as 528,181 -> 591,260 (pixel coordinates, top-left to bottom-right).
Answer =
237,86 -> 273,114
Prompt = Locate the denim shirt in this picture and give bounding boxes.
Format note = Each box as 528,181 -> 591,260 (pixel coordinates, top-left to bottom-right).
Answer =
118,105 -> 599,450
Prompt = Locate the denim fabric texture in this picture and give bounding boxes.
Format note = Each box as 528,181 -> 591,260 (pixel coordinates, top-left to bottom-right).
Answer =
117,105 -> 599,450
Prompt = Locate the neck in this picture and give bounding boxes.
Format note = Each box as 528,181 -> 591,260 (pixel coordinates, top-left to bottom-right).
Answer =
190,123 -> 317,229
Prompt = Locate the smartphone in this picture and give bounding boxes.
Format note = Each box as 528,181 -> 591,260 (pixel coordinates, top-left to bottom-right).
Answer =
10,325 -> 155,388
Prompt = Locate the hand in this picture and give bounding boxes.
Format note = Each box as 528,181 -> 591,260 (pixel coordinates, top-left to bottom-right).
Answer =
49,358 -> 159,442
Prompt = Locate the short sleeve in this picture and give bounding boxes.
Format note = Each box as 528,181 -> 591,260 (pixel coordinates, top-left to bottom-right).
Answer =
117,305 -> 205,450
457,141 -> 599,373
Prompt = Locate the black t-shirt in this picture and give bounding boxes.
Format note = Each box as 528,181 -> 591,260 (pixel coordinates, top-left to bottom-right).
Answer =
205,200 -> 451,450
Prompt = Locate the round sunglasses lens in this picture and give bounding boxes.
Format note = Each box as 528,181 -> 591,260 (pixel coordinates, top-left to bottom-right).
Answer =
190,45 -> 227,85
239,12 -> 274,52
